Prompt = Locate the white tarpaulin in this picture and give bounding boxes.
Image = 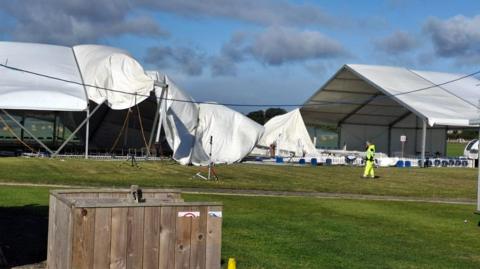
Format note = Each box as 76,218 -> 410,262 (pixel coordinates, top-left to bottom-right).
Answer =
0,41 -> 155,111
149,72 -> 264,165
73,45 -> 153,110
151,73 -> 198,165
258,109 -> 317,156
191,104 -> 265,166
0,42 -> 87,111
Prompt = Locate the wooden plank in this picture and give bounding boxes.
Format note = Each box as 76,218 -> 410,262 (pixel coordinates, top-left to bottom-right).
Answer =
126,207 -> 145,269
143,207 -> 160,269
46,194 -> 57,268
205,206 -> 223,269
93,208 -> 112,269
190,206 -> 207,269
175,206 -> 192,269
52,198 -> 72,269
74,201 -> 221,208
72,208 -> 96,269
110,207 -> 128,269
159,206 -> 176,269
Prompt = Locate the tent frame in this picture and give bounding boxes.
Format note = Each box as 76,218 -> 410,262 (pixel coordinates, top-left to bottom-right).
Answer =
147,81 -> 168,157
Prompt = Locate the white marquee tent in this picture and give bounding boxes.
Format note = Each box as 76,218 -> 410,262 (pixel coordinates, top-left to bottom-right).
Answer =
0,41 -> 156,156
301,64 -> 480,162
257,108 -> 317,156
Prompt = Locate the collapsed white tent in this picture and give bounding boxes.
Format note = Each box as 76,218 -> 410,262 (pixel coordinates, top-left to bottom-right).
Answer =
257,108 -> 317,156
0,41 -> 155,156
301,64 -> 480,161
148,72 -> 264,165
0,41 -> 262,164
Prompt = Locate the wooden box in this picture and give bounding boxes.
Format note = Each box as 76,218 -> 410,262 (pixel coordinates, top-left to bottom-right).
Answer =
47,189 -> 223,269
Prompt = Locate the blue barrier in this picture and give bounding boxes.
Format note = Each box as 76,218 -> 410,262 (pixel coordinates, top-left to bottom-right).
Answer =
275,156 -> 284,163
299,158 -> 306,165
404,161 -> 411,167
311,158 -> 318,166
396,160 -> 404,167
325,158 -> 332,165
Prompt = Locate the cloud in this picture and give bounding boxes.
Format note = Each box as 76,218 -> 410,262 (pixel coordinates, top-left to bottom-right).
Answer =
209,27 -> 347,76
0,0 -> 167,45
139,0 -> 335,27
145,45 -> 207,76
374,31 -> 418,54
249,27 -> 347,65
423,15 -> 480,62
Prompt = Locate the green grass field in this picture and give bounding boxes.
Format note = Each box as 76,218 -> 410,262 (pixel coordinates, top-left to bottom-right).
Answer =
0,158 -> 476,199
0,158 -> 480,268
1,186 -> 479,269
447,142 -> 467,157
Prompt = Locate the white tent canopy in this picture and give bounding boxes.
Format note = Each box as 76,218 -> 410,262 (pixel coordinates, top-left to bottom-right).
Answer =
0,41 -> 154,111
0,42 -> 87,111
0,41 -> 156,156
149,72 -> 264,166
257,108 -> 317,156
301,64 -> 480,160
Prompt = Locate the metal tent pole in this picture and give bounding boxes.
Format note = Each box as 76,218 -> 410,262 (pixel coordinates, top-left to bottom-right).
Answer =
155,86 -> 169,143
477,126 -> 480,212
85,107 -> 90,159
148,85 -> 168,155
53,101 -> 105,157
421,118 -> 427,168
1,109 -> 54,155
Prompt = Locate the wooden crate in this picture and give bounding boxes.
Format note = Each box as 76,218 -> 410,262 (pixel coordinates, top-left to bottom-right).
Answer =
47,189 -> 223,269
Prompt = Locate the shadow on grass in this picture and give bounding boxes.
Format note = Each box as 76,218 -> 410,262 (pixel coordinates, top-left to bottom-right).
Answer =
0,205 -> 48,268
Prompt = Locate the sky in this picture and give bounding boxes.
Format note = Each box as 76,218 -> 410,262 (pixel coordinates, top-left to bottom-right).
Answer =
1,0 -> 480,113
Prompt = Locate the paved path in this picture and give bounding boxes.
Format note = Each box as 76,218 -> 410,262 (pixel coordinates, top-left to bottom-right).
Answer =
0,182 -> 475,205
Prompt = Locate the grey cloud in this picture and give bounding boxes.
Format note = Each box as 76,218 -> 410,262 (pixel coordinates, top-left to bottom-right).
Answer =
211,56 -> 238,76
210,27 -> 348,76
140,0 -> 335,27
249,27 -> 347,65
374,31 -> 418,54
424,15 -> 480,59
0,0 -> 166,45
145,46 -> 206,76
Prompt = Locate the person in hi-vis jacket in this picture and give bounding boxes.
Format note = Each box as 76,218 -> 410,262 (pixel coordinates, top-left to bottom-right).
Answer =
362,141 -> 375,178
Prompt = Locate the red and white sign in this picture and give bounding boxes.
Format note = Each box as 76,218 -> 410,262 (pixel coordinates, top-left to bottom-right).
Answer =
178,211 -> 200,218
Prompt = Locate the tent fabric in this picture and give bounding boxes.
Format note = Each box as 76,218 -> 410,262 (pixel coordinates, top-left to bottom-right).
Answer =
149,72 -> 264,166
0,42 -> 87,111
150,73 -> 198,165
302,64 -> 480,128
191,103 -> 265,166
0,41 -> 155,111
73,45 -> 154,110
257,108 -> 317,156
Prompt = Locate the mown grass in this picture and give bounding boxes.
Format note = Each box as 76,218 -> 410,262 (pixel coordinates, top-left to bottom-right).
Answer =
1,186 -> 479,269
0,157 -> 476,199
447,142 -> 468,157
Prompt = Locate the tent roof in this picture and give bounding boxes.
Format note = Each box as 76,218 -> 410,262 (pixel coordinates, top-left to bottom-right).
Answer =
0,41 -> 154,111
301,64 -> 480,127
258,109 -> 317,155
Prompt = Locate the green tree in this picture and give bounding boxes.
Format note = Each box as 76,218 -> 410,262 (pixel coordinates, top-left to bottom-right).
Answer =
265,108 -> 287,122
246,110 -> 265,124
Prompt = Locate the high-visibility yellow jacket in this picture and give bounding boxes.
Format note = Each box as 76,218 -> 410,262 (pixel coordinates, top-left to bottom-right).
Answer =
366,144 -> 375,162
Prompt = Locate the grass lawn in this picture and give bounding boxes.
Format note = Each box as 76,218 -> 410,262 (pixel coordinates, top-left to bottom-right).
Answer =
447,142 -> 467,157
0,158 -> 476,199
1,186 -> 479,269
